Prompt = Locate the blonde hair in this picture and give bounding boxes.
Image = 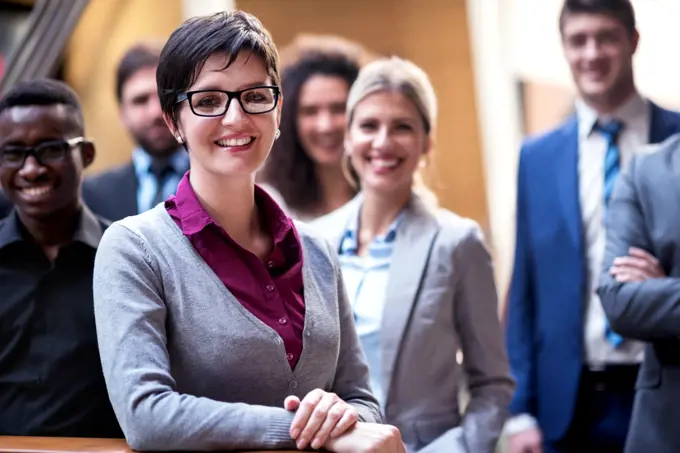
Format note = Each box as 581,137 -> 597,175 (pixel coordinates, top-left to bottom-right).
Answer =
344,56 -> 439,207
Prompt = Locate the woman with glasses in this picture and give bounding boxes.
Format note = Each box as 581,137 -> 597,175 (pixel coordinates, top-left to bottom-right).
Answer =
258,35 -> 371,221
311,57 -> 515,452
92,11 -> 403,453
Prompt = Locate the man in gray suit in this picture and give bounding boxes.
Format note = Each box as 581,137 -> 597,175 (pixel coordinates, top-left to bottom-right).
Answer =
598,133 -> 680,453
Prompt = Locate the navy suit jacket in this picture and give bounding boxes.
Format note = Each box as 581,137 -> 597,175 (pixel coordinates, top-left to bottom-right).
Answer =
506,102 -> 680,442
82,162 -> 138,222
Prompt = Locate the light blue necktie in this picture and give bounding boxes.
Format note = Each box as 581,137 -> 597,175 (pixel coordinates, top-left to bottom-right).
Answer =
596,119 -> 625,348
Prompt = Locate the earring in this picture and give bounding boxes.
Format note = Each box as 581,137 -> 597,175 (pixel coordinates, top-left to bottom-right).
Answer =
176,135 -> 184,144
274,129 -> 281,139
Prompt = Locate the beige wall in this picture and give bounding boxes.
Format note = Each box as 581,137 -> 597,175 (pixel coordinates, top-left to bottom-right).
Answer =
62,0 -> 487,227
64,0 -> 181,173
238,0 -> 489,228
521,82 -> 574,136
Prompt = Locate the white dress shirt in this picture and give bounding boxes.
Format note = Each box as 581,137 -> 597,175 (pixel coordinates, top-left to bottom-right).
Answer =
576,92 -> 648,368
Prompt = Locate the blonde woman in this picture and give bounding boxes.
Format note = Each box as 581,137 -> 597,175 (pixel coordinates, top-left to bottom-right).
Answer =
311,57 -> 514,453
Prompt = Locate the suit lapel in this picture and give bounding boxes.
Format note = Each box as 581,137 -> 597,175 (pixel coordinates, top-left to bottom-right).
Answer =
325,196 -> 363,253
121,163 -> 139,218
649,102 -> 677,144
380,196 -> 439,399
556,118 -> 583,255
670,137 -> 680,210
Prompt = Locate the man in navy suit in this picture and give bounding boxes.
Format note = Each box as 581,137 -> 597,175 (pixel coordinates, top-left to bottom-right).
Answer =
505,1 -> 680,452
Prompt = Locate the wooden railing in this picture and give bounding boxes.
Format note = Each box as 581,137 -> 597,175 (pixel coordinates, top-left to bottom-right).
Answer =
0,437 -> 297,453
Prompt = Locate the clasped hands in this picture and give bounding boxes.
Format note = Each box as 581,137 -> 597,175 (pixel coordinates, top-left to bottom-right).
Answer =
609,247 -> 665,282
284,389 -> 404,452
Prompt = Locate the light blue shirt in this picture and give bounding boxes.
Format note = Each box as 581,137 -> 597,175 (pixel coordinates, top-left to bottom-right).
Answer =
338,209 -> 403,410
131,148 -> 189,214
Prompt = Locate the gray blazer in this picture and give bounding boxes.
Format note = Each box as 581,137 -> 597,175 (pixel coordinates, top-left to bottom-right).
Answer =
598,134 -> 680,453
310,194 -> 514,453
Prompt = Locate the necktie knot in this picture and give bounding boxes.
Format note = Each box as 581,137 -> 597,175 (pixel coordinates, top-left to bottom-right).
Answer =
594,119 -> 624,142
149,160 -> 174,181
149,160 -> 175,208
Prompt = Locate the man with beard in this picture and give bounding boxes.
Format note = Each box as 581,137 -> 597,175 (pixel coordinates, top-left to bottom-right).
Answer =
83,41 -> 189,221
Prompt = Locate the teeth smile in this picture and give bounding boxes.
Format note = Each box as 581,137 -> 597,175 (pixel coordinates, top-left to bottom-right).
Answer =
370,158 -> 400,169
21,186 -> 52,197
216,137 -> 254,147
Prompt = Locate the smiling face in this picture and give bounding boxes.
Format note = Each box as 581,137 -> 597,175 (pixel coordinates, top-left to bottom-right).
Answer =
169,52 -> 281,180
0,104 -> 94,219
561,12 -> 638,109
345,91 -> 429,196
296,74 -> 349,167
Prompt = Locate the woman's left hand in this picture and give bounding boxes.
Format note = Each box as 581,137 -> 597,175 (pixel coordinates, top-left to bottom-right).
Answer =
284,389 -> 359,450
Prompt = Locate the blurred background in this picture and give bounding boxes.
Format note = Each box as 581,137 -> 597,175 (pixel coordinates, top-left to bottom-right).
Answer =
2,0 -> 679,308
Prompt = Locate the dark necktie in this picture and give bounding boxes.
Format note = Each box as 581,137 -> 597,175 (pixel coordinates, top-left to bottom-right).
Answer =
595,119 -> 624,348
150,161 -> 174,208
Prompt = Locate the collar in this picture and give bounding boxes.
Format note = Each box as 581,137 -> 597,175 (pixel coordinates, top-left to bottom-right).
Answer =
74,205 -> 105,248
576,91 -> 649,139
340,200 -> 405,255
0,204 -> 103,250
172,171 -> 293,243
131,147 -> 189,179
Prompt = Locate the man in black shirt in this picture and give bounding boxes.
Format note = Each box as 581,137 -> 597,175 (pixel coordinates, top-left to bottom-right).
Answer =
0,79 -> 121,437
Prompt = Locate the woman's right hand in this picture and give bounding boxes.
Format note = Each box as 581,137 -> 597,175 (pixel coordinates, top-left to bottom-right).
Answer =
323,422 -> 405,453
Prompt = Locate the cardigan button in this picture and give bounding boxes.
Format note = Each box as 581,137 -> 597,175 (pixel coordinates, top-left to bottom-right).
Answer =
289,380 -> 298,388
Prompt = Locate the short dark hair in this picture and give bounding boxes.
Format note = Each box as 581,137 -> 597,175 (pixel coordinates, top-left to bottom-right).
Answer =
115,40 -> 164,103
157,10 -> 280,132
0,78 -> 84,134
559,0 -> 636,35
260,52 -> 360,214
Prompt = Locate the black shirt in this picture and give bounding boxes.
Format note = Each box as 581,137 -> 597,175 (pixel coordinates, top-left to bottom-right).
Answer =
0,190 -> 11,219
0,207 -> 121,437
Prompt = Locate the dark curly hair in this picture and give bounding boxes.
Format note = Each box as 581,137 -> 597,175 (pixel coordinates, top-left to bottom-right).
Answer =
260,51 -> 360,214
0,78 -> 84,135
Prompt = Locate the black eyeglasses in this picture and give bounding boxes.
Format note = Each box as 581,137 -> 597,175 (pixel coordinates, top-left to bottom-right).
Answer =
176,85 -> 280,117
0,137 -> 85,169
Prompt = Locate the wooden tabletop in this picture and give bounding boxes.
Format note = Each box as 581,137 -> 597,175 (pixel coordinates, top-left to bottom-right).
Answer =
0,437 -> 298,453
0,437 -> 133,453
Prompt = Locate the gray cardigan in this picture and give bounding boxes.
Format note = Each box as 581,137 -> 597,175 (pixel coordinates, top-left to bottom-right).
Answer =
92,205 -> 381,451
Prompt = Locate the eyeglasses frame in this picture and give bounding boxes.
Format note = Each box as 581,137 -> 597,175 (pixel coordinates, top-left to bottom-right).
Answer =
0,137 -> 86,169
175,85 -> 281,117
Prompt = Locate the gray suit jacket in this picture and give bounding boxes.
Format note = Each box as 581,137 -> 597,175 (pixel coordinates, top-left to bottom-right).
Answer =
598,134 -> 680,453
310,194 -> 514,453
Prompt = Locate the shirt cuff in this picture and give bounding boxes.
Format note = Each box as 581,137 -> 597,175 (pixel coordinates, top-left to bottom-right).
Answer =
503,414 -> 538,436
